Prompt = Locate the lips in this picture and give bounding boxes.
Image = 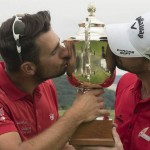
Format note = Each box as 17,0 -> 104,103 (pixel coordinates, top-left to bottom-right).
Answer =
61,62 -> 68,73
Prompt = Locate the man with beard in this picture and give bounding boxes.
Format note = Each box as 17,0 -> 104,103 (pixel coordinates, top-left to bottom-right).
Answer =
105,12 -> 150,150
0,11 -> 111,150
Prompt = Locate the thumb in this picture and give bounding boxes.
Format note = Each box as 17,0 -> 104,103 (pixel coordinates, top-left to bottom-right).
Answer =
112,127 -> 124,150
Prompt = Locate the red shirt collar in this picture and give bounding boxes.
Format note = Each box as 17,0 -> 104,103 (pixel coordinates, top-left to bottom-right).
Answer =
0,62 -> 40,101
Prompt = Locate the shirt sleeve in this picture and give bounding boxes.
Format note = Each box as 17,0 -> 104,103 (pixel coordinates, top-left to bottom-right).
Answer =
0,103 -> 17,135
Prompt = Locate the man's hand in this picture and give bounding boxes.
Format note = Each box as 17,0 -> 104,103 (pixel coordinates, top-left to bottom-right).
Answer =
62,143 -> 76,150
69,88 -> 110,123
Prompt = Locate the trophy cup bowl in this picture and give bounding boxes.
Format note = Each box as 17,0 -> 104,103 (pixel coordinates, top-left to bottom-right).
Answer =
64,4 -> 115,147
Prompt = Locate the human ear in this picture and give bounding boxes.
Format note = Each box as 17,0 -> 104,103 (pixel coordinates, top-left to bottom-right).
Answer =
20,62 -> 36,75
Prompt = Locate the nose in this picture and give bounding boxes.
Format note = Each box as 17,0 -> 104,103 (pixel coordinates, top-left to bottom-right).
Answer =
59,42 -> 70,59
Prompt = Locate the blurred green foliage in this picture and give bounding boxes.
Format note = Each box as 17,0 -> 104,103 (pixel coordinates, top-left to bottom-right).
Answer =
53,75 -> 115,110
59,109 -> 115,119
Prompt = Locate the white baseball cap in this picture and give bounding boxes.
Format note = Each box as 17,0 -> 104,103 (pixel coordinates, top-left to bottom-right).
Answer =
105,12 -> 150,60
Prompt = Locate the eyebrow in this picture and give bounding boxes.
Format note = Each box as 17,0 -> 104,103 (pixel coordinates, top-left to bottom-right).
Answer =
51,38 -> 60,53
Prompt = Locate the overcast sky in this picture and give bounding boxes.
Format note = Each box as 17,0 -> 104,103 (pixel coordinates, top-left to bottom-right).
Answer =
1,0 -> 150,75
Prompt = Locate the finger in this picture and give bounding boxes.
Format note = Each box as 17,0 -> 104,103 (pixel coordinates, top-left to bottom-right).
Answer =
112,127 -> 124,150
99,101 -> 104,109
112,123 -> 118,128
86,89 -> 105,96
64,40 -> 76,57
97,97 -> 104,104
98,109 -> 110,116
112,127 -> 120,141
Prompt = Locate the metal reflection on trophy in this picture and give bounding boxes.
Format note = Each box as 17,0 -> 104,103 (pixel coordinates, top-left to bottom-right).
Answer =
65,4 -> 115,147
65,4 -> 115,88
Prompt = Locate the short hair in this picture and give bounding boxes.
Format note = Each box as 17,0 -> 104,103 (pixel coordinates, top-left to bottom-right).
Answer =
0,11 -> 51,72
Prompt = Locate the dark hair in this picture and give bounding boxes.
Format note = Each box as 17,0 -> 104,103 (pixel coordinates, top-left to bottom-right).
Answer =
0,11 -> 51,72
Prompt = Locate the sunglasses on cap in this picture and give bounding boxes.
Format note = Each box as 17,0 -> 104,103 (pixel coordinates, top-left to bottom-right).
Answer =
12,15 -> 25,63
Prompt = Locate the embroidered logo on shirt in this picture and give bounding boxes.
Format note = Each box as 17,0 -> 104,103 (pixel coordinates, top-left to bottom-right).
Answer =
138,127 -> 150,141
0,107 -> 6,121
16,121 -> 32,135
49,113 -> 55,120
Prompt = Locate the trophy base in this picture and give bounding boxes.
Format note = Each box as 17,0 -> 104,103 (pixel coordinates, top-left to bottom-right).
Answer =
69,120 -> 115,147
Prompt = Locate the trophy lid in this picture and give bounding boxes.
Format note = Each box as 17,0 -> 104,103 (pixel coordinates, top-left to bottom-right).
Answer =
74,4 -> 107,41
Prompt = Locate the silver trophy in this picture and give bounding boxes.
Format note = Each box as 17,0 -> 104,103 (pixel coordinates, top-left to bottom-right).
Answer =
64,4 -> 115,147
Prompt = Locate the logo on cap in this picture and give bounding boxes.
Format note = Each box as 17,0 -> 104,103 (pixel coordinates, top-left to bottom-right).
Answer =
131,22 -> 137,29
131,16 -> 144,38
117,49 -> 134,55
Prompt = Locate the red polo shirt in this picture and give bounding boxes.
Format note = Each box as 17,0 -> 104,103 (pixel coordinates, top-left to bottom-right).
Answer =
115,73 -> 150,150
0,62 -> 59,141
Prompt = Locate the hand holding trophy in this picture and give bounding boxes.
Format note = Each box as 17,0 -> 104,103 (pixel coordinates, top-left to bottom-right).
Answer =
64,4 -> 116,147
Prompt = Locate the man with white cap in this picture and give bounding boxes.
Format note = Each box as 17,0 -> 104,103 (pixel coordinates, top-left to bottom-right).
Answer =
105,12 -> 150,150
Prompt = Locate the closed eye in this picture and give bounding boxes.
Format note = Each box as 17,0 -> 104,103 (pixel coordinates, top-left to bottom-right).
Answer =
50,42 -> 60,56
50,41 -> 65,56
